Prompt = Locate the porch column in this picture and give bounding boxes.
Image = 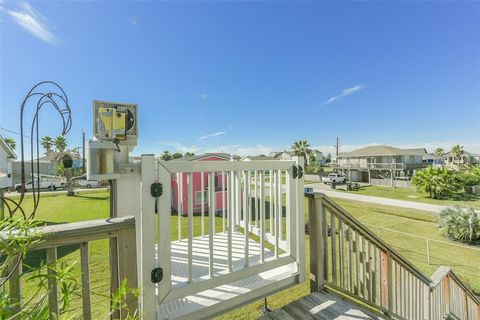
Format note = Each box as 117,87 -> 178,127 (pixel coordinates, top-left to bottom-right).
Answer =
390,170 -> 394,187
368,170 -> 371,185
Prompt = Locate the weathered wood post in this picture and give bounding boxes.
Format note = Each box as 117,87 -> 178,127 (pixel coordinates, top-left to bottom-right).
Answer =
308,193 -> 324,293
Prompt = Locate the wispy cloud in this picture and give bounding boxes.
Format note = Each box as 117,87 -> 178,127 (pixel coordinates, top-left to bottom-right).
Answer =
128,17 -> 138,26
199,131 -> 227,140
318,84 -> 365,108
4,2 -> 58,45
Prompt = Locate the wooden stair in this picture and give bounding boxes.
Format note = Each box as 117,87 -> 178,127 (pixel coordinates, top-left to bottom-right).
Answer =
261,291 -> 384,320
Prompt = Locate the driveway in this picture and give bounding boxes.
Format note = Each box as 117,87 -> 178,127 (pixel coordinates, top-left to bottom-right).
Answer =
305,182 -> 447,213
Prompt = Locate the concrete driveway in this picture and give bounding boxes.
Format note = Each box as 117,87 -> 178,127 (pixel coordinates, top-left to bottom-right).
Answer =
305,182 -> 447,213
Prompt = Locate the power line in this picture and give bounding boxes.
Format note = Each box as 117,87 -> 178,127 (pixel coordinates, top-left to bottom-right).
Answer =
0,126 -> 38,142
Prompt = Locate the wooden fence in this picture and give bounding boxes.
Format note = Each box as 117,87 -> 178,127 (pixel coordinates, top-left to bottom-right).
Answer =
307,192 -> 480,320
5,216 -> 138,320
370,178 -> 413,189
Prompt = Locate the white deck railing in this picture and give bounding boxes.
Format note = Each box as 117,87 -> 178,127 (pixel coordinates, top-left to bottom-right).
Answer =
143,157 -> 305,318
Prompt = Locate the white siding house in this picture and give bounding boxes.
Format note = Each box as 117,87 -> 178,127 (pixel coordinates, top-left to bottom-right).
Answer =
0,136 -> 17,189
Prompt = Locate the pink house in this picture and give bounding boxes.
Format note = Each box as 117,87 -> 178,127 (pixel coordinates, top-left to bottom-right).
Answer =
171,153 -> 230,216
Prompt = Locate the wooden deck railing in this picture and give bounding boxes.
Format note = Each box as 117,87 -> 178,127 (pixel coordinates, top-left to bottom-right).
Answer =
5,216 -> 138,320
307,192 -> 480,320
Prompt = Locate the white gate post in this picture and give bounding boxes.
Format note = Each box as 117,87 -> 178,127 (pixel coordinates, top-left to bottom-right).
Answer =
157,161 -> 172,304
293,156 -> 306,283
140,155 -> 157,320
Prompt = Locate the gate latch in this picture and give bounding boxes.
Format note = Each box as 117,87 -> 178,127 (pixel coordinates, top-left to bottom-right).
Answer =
151,182 -> 163,197
151,267 -> 163,283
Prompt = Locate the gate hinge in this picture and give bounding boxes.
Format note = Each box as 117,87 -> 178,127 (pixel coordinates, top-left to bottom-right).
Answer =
151,267 -> 163,283
292,165 -> 304,179
297,165 -> 304,179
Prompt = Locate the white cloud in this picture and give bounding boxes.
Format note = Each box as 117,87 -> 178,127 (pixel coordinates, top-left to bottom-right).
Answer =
199,131 -> 227,140
318,84 -> 365,108
203,144 -> 273,156
128,17 -> 138,26
5,2 -> 58,45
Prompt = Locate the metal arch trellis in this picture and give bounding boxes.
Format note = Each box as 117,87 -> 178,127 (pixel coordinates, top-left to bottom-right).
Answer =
0,81 -> 72,286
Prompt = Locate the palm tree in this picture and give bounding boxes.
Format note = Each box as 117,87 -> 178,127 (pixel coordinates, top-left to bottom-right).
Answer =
54,136 -> 67,152
291,140 -> 312,162
434,148 -> 445,156
184,152 -> 195,157
412,167 -> 462,199
451,145 -> 464,162
41,136 -> 54,159
4,138 -> 16,150
160,151 -> 172,161
42,135 -> 77,196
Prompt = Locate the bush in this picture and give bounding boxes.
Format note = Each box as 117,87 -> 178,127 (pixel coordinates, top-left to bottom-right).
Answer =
438,206 -> 480,244
305,165 -> 324,174
412,167 -> 463,199
461,172 -> 480,187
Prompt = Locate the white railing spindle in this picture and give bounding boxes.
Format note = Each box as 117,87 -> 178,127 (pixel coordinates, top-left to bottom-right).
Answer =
222,171 -> 226,233
177,172 -> 182,241
260,170 -> 265,262
187,172 -> 194,283
201,172 -> 205,237
209,171 -> 215,278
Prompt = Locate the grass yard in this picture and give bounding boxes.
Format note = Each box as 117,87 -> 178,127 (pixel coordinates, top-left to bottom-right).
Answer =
9,189 -> 480,319
338,185 -> 480,209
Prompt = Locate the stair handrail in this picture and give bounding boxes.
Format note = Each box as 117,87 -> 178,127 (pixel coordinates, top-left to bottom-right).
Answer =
307,192 -> 480,320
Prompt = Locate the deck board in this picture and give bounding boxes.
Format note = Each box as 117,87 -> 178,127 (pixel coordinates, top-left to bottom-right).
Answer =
260,291 -> 385,320
157,231 -> 296,320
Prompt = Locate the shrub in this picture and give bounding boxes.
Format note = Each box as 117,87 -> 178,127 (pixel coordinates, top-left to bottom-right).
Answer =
461,172 -> 480,187
412,167 -> 463,199
438,206 -> 480,244
305,165 -> 324,174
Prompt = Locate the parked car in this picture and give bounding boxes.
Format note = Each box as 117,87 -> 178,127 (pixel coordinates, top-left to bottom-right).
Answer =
78,180 -> 100,188
15,178 -> 63,192
322,173 -> 348,184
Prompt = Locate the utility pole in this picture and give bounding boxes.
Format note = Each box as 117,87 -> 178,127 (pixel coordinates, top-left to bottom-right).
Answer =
332,137 -> 341,157
82,131 -> 86,174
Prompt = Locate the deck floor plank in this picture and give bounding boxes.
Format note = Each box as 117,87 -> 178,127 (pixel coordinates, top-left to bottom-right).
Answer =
260,292 -> 385,320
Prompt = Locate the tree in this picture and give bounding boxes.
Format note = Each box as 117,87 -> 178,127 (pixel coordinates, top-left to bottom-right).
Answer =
412,167 -> 463,199
41,135 -> 78,196
172,152 -> 183,159
4,137 -> 16,150
184,152 -> 195,157
160,151 -> 172,161
41,136 -> 54,159
451,145 -> 464,161
434,148 -> 445,156
54,136 -> 67,152
291,140 -> 312,161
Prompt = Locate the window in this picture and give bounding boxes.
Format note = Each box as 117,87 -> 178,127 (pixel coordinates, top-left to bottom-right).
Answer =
195,191 -> 208,204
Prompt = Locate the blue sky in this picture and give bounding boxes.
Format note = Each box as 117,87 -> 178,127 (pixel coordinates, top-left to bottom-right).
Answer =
1,1 -> 479,157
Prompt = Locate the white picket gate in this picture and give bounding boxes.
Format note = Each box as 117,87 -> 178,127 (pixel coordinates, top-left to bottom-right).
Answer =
136,156 -> 305,320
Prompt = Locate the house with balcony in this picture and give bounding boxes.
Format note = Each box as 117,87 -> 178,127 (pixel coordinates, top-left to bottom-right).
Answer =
444,151 -> 479,168
0,135 -> 17,190
334,145 -> 428,186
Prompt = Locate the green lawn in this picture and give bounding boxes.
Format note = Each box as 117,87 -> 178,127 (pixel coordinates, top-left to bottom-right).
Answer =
10,190 -> 480,319
338,185 -> 480,209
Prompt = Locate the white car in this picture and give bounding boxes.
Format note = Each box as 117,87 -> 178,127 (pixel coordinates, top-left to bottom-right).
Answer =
322,173 -> 348,184
79,180 -> 100,188
15,178 -> 63,192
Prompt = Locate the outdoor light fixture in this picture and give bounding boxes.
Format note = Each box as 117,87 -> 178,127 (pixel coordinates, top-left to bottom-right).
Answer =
87,100 -> 138,180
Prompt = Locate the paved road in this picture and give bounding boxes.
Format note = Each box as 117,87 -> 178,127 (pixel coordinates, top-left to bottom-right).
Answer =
5,187 -> 109,197
305,182 -> 448,213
